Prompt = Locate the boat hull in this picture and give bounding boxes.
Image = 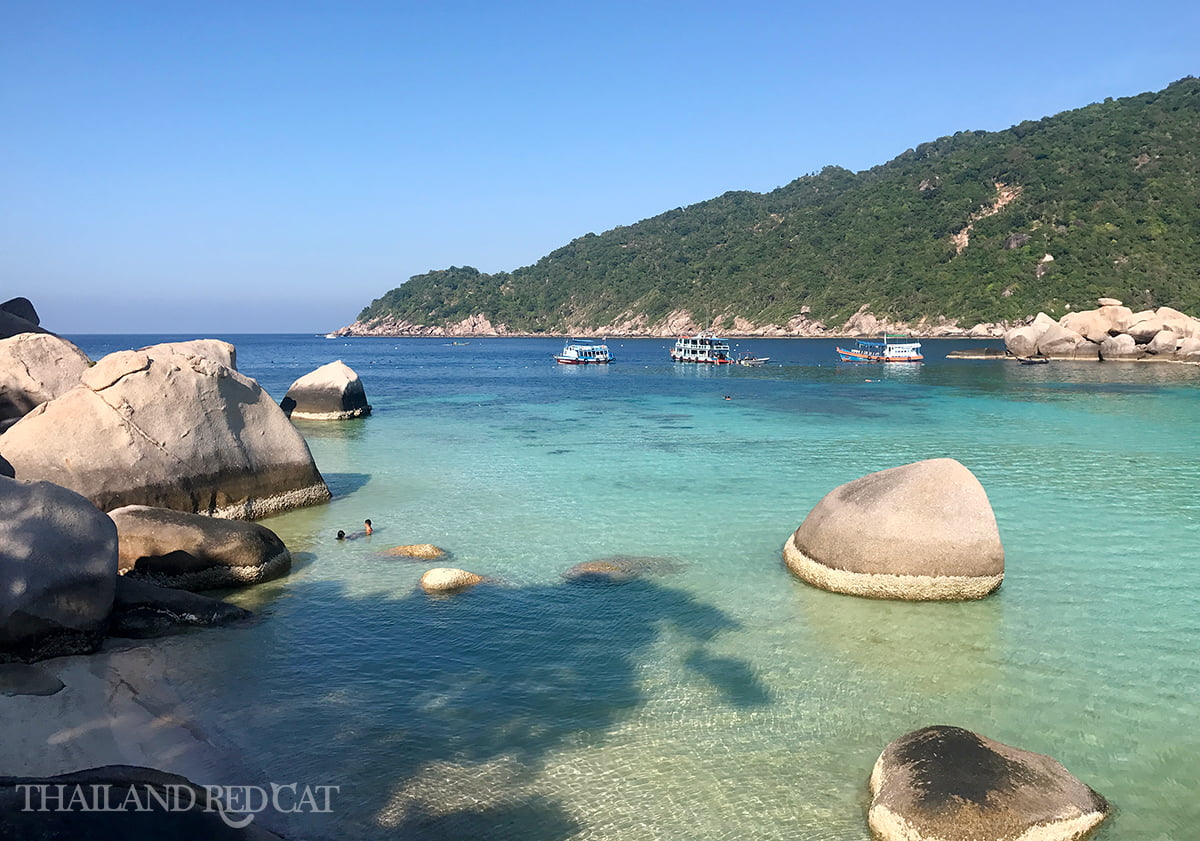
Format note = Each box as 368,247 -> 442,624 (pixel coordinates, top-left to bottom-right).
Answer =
555,357 -> 611,365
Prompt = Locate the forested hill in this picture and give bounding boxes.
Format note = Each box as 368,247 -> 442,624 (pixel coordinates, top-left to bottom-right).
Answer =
344,77 -> 1200,336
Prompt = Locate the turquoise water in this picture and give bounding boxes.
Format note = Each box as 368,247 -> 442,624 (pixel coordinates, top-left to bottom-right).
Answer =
72,336 -> 1200,839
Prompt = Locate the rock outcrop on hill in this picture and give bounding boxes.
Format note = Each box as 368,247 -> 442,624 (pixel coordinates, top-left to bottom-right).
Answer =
0,346 -> 330,518
868,725 -> 1109,841
783,458 -> 1004,600
0,477 -> 118,663
280,360 -> 371,420
1004,299 -> 1200,361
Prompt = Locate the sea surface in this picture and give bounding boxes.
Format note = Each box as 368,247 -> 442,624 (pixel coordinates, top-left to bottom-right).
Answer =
69,335 -> 1200,840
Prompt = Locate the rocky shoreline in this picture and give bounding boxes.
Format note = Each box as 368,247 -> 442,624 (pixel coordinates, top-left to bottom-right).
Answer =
328,305 -> 1018,340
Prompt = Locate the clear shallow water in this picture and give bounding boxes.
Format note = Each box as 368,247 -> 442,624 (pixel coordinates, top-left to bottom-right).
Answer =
71,336 -> 1200,840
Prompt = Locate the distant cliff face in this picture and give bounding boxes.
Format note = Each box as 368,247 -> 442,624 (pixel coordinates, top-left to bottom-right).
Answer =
337,78 -> 1200,337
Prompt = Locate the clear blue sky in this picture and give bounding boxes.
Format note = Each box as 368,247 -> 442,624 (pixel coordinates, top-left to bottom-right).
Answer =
3,0 -> 1196,334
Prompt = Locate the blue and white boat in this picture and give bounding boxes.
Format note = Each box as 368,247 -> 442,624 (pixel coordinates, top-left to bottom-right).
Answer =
554,340 -> 612,365
836,334 -> 924,363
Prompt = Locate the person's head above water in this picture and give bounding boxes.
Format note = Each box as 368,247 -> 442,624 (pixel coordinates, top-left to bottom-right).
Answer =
364,519 -> 373,535
336,530 -> 346,540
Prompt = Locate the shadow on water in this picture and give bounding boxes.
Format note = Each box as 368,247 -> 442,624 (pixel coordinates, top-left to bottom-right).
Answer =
209,575 -> 765,840
321,472 -> 372,498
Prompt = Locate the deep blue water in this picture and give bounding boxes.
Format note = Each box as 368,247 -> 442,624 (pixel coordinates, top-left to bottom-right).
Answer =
66,335 -> 1200,840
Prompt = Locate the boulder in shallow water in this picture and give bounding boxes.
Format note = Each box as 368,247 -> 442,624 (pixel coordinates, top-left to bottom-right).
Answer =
420,567 -> 483,593
0,348 -> 330,518
0,477 -> 117,662
109,505 -> 291,591
868,725 -> 1109,841
280,360 -> 371,420
0,334 -> 92,424
783,458 -> 1004,600
383,543 -> 448,560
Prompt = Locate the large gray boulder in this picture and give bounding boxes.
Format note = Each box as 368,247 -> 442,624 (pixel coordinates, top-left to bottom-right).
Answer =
109,505 -> 291,591
868,726 -> 1109,841
783,458 -> 1004,600
0,334 -> 92,424
0,298 -> 40,326
1178,337 -> 1200,362
0,297 -> 48,340
1145,329 -> 1179,355
0,347 -> 330,518
1034,323 -> 1092,359
1099,332 -> 1143,360
280,360 -> 371,420
1001,326 -> 1040,358
139,339 -> 237,370
0,477 -> 117,662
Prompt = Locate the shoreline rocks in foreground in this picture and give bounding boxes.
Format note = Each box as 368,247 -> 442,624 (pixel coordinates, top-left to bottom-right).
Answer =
281,360 -> 371,420
869,725 -> 1109,841
0,477 -> 118,663
0,345 -> 330,519
783,458 -> 1004,600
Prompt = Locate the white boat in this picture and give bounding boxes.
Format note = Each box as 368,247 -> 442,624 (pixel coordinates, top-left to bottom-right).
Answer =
671,332 -> 733,364
554,340 -> 612,365
836,334 -> 923,362
736,353 -> 769,366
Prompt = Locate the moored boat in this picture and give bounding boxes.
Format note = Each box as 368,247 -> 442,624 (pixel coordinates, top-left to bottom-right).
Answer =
554,340 -> 612,364
671,332 -> 733,364
736,353 -> 769,366
836,334 -> 923,363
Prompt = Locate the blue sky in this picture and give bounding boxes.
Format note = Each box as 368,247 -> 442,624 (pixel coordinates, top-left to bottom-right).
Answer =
3,1 -> 1196,334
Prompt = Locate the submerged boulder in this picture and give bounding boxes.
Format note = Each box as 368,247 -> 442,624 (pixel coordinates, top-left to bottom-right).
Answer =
783,458 -> 1004,600
280,360 -> 371,420
868,725 -> 1109,841
383,543 -> 448,560
0,477 -> 118,663
109,505 -> 291,591
420,567 -> 484,593
109,576 -> 252,638
0,347 -> 330,518
0,334 -> 92,424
